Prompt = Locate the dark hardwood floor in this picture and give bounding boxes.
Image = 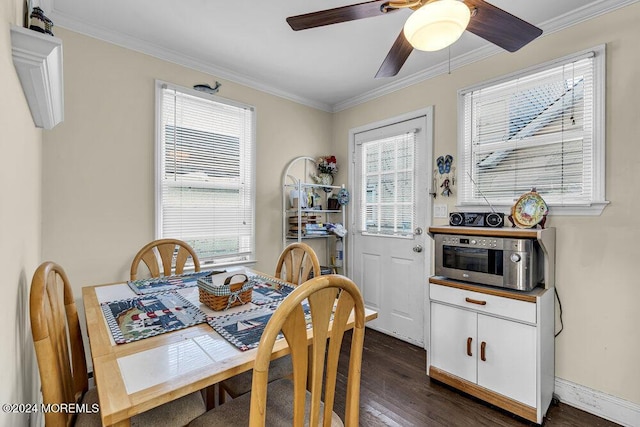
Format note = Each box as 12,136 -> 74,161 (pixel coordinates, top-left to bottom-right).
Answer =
335,328 -> 620,426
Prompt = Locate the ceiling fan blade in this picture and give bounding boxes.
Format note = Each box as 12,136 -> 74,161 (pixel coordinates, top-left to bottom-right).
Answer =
463,0 -> 542,52
287,1 -> 396,31
375,30 -> 413,78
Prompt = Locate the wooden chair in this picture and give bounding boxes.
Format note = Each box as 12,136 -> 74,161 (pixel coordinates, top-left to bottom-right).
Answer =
188,274 -> 365,427
218,243 -> 321,403
30,261 -> 206,427
274,242 -> 322,285
130,238 -> 200,280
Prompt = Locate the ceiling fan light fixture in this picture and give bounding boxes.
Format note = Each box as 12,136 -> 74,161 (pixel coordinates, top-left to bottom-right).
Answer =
403,0 -> 471,52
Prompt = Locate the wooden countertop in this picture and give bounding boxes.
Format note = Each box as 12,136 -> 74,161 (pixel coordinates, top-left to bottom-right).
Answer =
428,225 -> 552,239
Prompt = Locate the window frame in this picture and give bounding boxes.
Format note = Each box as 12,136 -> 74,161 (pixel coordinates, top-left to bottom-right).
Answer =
154,80 -> 257,268
457,45 -> 608,216
357,129 -> 418,239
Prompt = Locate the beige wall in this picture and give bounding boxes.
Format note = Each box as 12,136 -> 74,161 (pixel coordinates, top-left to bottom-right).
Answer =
0,0 -> 43,426
332,4 -> 640,405
42,28 -> 332,289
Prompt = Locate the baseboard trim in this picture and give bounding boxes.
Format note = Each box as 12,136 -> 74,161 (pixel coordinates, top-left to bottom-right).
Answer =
554,378 -> 640,427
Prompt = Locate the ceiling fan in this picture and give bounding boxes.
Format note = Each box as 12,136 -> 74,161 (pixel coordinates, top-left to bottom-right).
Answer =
286,0 -> 543,78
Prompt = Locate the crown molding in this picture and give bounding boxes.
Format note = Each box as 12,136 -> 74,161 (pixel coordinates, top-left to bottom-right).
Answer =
47,9 -> 333,112
333,43 -> 501,112
49,0 -> 637,113
333,0 -> 639,112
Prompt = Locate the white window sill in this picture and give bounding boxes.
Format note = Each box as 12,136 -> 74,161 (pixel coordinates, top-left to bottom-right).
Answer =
455,201 -> 610,216
179,259 -> 258,274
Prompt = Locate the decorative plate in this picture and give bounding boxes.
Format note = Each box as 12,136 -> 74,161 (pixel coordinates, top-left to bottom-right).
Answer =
511,190 -> 548,228
337,188 -> 350,206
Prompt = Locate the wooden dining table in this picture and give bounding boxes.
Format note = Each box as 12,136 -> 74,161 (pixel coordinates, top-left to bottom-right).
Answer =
82,271 -> 378,427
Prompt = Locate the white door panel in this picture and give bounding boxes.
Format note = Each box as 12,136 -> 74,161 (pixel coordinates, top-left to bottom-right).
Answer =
386,254 -> 422,340
360,252 -> 382,310
349,109 -> 433,346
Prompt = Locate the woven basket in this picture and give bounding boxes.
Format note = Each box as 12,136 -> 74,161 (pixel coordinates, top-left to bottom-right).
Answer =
198,273 -> 253,311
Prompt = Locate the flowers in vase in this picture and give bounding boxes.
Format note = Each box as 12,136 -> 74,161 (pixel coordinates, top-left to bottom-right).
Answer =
316,156 -> 338,175
310,156 -> 338,189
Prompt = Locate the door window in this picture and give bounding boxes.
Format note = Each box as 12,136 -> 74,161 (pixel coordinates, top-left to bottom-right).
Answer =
359,131 -> 416,238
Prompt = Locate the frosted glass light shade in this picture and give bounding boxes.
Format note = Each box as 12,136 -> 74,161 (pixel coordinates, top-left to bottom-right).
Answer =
403,0 -> 471,52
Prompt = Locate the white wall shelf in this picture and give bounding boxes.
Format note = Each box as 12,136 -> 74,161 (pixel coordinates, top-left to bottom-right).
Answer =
10,25 -> 64,129
282,156 -> 346,273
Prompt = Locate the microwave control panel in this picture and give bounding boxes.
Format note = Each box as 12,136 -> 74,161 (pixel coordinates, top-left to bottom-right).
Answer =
440,235 -> 500,248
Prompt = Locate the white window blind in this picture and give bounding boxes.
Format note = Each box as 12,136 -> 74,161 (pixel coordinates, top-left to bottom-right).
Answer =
157,82 -> 255,265
359,131 -> 416,237
458,47 -> 606,212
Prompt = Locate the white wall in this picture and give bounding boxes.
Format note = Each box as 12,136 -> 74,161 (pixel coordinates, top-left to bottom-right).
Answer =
332,3 -> 640,409
0,1 -> 43,426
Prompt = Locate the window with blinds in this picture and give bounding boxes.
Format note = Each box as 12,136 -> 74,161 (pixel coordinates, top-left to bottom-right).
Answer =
359,131 -> 416,237
458,47 -> 606,213
156,82 -> 255,265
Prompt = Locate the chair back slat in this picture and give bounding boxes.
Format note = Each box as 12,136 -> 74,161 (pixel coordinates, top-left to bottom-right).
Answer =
157,242 -> 178,276
322,289 -> 356,422
249,274 -> 365,427
174,246 -> 192,275
130,238 -> 200,280
139,249 -> 161,278
275,242 -> 321,285
49,279 -> 75,402
30,262 -> 88,427
281,305 -> 310,426
308,287 -> 339,426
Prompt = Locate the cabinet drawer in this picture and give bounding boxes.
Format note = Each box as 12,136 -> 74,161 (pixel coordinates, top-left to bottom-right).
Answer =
430,283 -> 536,324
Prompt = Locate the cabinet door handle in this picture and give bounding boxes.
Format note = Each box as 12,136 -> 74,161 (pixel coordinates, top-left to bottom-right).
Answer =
466,337 -> 473,356
480,341 -> 487,361
465,297 -> 487,306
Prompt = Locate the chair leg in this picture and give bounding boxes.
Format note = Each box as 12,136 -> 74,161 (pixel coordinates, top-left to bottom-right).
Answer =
218,385 -> 227,405
203,385 -> 216,410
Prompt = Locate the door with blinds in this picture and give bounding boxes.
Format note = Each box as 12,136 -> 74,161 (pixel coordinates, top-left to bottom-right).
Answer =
351,111 -> 433,346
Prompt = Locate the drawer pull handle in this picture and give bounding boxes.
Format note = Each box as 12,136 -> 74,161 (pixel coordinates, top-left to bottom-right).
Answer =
480,341 -> 487,361
465,297 -> 487,306
466,337 -> 473,356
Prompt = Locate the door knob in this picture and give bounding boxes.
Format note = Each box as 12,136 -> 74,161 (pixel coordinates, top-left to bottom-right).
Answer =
413,245 -> 423,253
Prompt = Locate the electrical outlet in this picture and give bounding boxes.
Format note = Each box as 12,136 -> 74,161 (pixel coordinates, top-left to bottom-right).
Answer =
434,204 -> 448,218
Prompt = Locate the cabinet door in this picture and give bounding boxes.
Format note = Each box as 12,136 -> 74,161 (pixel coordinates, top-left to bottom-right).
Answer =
477,314 -> 537,406
430,302 -> 477,383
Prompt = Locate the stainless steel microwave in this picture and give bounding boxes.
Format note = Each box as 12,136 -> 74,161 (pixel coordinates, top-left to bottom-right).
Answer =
434,233 -> 544,291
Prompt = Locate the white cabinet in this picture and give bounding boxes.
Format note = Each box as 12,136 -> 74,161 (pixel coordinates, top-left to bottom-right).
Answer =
430,301 -> 477,383
431,300 -> 537,406
428,281 -> 554,424
477,314 -> 536,406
